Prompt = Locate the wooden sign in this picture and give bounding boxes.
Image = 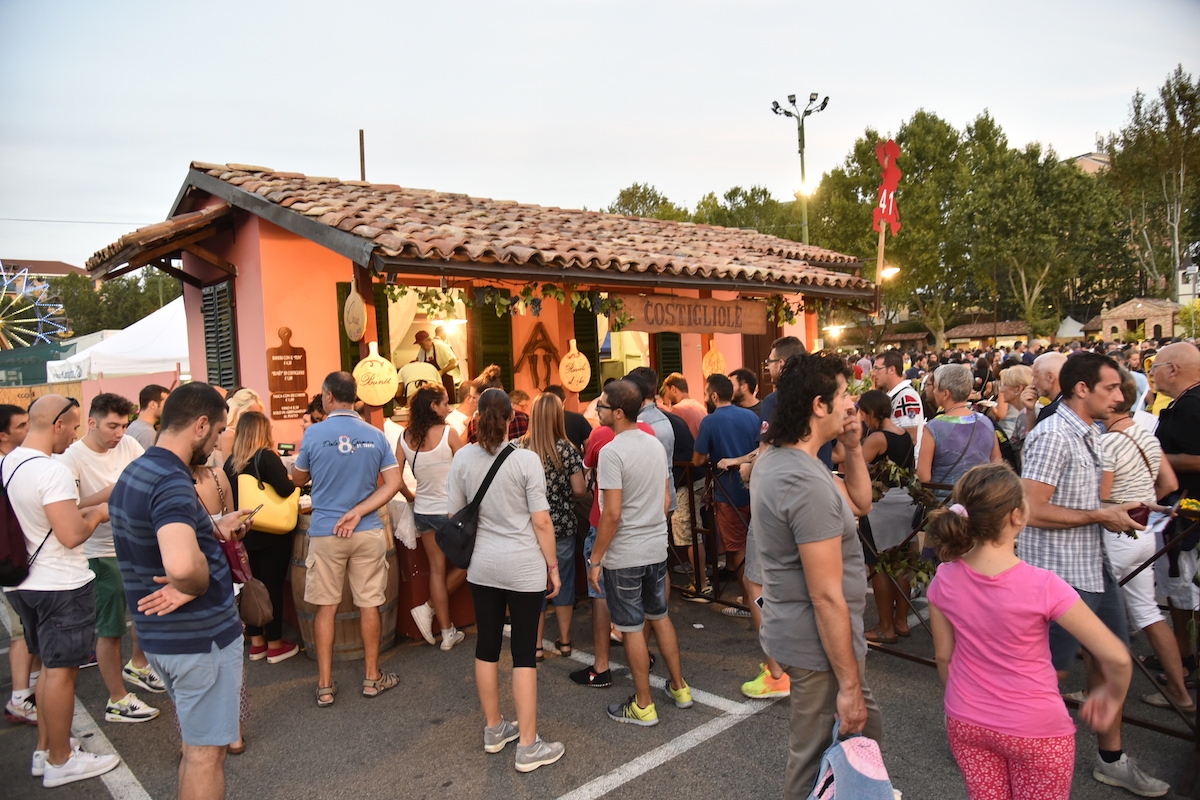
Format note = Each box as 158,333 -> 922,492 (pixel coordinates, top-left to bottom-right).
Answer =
513,321 -> 561,390
560,339 -> 591,393
352,341 -> 399,406
267,328 -> 308,393
270,391 -> 309,420
344,287 -> 367,342
611,294 -> 768,336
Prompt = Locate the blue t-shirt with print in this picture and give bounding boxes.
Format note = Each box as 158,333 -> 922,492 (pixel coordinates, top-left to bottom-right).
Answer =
695,404 -> 760,507
295,411 -> 398,537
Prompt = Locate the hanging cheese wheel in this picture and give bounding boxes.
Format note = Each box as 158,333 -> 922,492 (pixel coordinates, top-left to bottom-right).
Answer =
702,340 -> 727,378
559,339 -> 592,393
352,341 -> 399,406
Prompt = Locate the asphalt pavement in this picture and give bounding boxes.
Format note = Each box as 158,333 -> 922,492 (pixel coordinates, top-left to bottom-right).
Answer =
2,588 -> 1197,799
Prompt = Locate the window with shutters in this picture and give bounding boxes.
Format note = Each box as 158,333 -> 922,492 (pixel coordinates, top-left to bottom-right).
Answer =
572,305 -> 602,401
201,281 -> 238,388
654,332 -> 683,381
473,292 -> 515,390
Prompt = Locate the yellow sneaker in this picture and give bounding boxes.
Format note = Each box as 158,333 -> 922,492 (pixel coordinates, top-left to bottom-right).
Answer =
741,664 -> 790,699
667,681 -> 693,708
607,695 -> 659,726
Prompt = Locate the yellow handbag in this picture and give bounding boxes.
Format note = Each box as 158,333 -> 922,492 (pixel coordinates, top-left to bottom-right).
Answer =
237,451 -> 300,534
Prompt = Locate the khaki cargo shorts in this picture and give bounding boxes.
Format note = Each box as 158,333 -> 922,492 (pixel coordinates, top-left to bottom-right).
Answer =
304,528 -> 389,607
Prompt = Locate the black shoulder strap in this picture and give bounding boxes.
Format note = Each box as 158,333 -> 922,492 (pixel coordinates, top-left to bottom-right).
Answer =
2,454 -> 54,567
465,444 -> 516,514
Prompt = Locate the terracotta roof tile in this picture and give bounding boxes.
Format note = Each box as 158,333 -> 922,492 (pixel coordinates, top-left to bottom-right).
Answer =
944,321 -> 1029,338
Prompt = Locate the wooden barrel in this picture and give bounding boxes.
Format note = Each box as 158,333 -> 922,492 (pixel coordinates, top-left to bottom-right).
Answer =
289,511 -> 399,662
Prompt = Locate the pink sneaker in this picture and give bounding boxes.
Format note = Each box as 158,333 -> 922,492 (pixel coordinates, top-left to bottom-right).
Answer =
267,641 -> 299,664
249,644 -> 268,662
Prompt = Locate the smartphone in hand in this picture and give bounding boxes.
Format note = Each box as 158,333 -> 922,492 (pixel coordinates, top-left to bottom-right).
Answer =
240,504 -> 265,529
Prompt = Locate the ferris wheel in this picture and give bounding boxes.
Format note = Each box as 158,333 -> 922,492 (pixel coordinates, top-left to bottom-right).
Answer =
0,261 -> 69,350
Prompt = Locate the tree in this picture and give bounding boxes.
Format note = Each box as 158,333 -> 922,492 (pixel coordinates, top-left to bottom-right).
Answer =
1106,64 -> 1200,295
49,269 -> 181,336
811,111 -> 982,348
602,183 -> 690,221
691,186 -> 797,236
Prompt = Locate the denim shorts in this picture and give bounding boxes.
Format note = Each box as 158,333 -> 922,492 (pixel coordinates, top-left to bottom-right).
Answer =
413,512 -> 448,534
11,582 -> 97,669
603,560 -> 669,633
544,536 -> 576,608
146,638 -> 243,746
583,527 -> 604,600
1049,570 -> 1129,671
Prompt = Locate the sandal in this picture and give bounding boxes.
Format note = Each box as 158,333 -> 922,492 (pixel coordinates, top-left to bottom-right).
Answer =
535,649 -> 545,663
227,740 -> 246,755
555,640 -> 572,657
864,629 -> 898,645
362,670 -> 399,698
316,684 -> 337,708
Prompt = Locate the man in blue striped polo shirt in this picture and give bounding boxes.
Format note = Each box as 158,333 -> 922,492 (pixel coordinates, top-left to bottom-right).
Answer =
111,383 -> 251,800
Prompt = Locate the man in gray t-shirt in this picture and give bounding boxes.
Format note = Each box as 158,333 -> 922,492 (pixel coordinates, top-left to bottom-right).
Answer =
751,352 -> 882,797
587,380 -> 690,728
126,384 -> 169,450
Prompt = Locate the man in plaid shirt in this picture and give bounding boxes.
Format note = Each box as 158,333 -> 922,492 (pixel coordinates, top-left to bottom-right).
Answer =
1019,351 -> 1167,797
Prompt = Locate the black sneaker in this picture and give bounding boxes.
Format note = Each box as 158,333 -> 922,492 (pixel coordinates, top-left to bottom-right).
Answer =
569,666 -> 612,687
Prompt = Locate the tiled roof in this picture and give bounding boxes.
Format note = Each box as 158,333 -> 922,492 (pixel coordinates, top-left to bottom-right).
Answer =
1082,315 -> 1103,331
88,204 -> 233,275
144,162 -> 870,297
944,321 -> 1029,338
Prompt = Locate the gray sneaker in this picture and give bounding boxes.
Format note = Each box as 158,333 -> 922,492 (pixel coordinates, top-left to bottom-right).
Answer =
1092,753 -> 1169,797
514,736 -> 564,773
483,718 -> 520,753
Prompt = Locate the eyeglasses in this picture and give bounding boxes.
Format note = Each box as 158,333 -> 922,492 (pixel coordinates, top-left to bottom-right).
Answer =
595,403 -> 613,411
871,365 -> 885,372
1150,362 -> 1174,372
764,357 -> 782,366
52,397 -> 79,425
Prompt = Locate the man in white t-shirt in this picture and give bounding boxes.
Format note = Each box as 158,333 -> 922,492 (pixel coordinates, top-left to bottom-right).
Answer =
5,395 -> 118,787
444,380 -> 478,440
58,393 -> 162,724
587,379 -> 691,728
873,350 -> 925,444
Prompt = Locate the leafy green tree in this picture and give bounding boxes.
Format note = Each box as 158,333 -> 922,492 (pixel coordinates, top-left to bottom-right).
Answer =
1106,64 -> 1200,295
49,269 -> 181,336
602,183 -> 691,221
691,186 -> 796,235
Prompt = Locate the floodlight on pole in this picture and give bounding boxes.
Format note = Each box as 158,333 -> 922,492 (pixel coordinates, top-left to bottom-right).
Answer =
771,92 -> 830,245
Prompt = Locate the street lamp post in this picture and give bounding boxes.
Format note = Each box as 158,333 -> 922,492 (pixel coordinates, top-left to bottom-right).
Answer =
772,93 -> 829,245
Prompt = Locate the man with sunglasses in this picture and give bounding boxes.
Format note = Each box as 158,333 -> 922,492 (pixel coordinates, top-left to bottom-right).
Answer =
4,395 -> 117,787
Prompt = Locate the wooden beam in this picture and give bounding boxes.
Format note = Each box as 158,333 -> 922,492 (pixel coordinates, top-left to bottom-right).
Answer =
182,242 -> 236,277
127,228 -> 220,271
146,258 -> 202,288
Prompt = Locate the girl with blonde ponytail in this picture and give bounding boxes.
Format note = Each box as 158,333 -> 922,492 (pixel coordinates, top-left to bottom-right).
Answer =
927,463 -> 1132,799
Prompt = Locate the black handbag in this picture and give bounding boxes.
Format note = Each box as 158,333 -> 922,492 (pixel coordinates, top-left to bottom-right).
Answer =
434,444 -> 516,569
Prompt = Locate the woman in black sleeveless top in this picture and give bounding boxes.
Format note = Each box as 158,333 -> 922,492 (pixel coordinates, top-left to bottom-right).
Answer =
857,390 -> 916,644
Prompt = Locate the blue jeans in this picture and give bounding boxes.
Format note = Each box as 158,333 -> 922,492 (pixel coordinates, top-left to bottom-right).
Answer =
583,527 -> 605,599
1049,570 -> 1128,671
603,560 -> 669,633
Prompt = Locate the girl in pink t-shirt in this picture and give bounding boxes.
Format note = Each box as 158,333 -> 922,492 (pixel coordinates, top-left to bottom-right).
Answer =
927,463 -> 1132,800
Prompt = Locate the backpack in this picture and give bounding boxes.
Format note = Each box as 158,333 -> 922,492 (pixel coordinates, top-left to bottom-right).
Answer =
807,719 -> 895,800
0,455 -> 52,587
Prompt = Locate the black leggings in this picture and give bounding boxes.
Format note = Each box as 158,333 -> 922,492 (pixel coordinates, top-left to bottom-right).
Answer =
244,531 -> 294,642
470,583 -> 545,668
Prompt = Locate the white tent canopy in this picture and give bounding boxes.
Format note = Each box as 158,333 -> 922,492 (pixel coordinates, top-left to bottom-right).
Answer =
47,297 -> 188,382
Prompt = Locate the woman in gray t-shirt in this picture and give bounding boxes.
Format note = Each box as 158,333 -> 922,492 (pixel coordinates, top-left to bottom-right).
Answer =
446,388 -> 565,772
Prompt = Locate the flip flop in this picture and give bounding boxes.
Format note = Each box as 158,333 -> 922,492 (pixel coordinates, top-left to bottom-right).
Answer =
864,629 -> 898,645
895,627 -> 912,638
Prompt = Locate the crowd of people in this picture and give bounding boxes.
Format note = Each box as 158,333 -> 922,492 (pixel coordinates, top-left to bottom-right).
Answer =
4,332 -> 1200,798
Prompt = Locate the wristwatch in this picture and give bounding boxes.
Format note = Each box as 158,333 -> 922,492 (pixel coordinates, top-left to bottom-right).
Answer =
586,559 -> 598,569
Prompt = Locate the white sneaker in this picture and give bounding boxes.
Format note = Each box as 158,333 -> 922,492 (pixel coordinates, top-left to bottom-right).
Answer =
105,692 -> 160,723
42,749 -> 119,788
440,627 -> 465,651
5,696 -> 37,724
1092,753 -> 1170,797
410,602 -> 436,645
32,738 -> 80,777
122,660 -> 167,693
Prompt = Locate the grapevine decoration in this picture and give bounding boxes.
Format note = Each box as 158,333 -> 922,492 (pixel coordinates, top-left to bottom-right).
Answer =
0,261 -> 69,349
866,458 -> 939,590
386,281 -> 634,330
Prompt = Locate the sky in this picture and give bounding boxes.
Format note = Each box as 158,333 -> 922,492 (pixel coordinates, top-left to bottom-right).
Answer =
1,0 -> 1198,268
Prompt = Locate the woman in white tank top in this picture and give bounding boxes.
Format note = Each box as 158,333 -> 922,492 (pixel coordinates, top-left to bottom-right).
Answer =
397,385 -> 465,651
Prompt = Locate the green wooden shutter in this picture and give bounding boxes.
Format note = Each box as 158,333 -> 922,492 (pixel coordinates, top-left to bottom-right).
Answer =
474,291 -> 514,389
655,332 -> 683,381
572,305 -> 602,401
202,281 -> 238,388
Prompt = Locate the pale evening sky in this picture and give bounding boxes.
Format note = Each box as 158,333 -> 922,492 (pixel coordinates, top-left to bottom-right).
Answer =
1,0 -> 1197,268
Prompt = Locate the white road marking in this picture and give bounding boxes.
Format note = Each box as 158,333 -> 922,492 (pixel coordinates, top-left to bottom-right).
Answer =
3,587 -> 151,799
72,698 -> 154,800
544,636 -> 782,798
